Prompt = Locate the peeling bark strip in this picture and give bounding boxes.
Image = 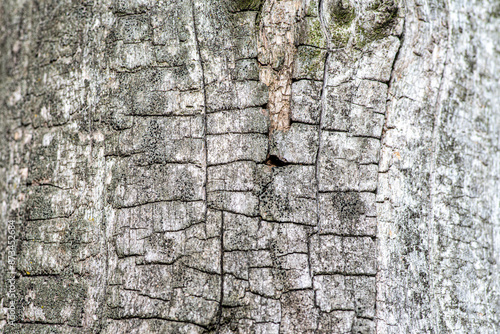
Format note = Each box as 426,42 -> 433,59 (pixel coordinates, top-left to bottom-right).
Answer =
258,0 -> 304,132
1,0 -> 499,333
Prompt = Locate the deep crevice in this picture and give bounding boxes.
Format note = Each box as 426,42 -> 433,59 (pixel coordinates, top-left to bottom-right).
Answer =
265,154 -> 289,167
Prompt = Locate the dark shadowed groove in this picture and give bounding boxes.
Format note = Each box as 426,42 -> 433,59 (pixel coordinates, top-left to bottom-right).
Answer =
312,2 -> 331,331
191,0 -> 222,331
215,211 -> 225,333
190,0 -> 208,222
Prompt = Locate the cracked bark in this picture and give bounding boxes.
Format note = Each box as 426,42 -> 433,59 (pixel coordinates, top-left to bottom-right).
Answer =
1,0 -> 499,333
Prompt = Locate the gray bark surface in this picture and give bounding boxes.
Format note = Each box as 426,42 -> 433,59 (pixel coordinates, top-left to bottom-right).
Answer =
0,0 -> 498,333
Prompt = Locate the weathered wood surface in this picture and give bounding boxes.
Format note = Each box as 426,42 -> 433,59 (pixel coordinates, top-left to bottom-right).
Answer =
0,0 -> 498,333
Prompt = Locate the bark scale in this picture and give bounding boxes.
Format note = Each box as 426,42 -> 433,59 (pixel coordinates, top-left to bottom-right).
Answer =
0,0 -> 498,333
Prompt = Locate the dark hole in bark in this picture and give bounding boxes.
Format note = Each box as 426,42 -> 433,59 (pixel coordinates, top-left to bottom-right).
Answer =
265,155 -> 288,167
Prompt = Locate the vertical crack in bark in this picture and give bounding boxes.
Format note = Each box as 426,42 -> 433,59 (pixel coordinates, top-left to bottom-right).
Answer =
258,0 -> 304,132
312,51 -> 331,334
376,15 -> 404,332
190,0 -> 208,217
191,0 -> 219,330
313,0 -> 330,314
428,13 -> 452,334
216,212 -> 225,333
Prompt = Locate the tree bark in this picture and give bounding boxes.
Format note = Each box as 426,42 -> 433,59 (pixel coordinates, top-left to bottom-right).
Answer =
0,0 -> 498,333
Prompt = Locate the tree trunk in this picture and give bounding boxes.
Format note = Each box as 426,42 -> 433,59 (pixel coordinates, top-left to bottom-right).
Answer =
1,0 -> 498,333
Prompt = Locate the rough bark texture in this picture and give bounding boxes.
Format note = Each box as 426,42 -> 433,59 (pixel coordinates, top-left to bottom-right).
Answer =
0,0 -> 499,333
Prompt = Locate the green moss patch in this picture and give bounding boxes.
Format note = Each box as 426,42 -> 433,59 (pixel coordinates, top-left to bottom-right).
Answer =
355,0 -> 399,48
